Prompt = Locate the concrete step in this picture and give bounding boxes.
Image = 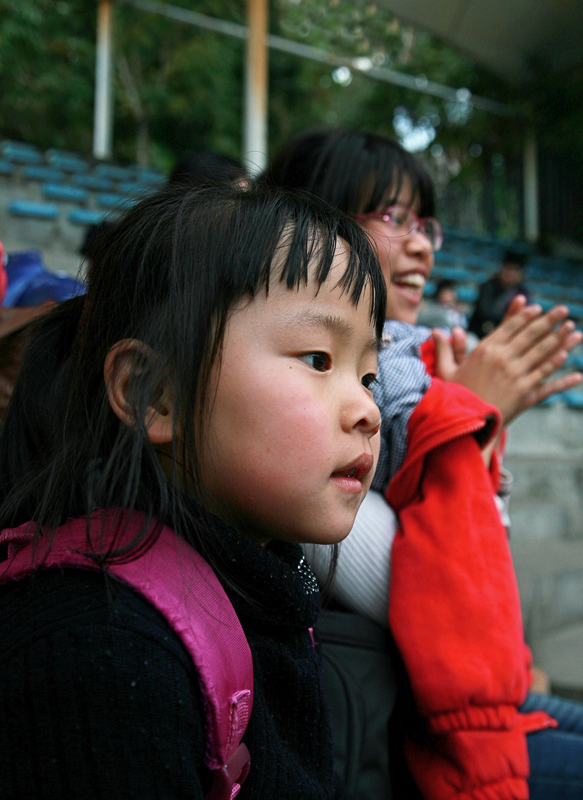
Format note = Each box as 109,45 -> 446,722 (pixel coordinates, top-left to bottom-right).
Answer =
511,539 -> 583,688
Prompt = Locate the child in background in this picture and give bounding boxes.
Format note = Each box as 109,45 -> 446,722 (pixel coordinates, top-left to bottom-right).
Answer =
0,183 -> 385,799
418,278 -> 468,331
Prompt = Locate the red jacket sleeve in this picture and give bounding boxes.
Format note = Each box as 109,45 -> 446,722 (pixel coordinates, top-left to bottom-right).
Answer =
385,380 -> 536,800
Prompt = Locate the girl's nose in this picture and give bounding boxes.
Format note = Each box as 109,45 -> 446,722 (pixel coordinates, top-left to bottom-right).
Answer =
342,390 -> 381,438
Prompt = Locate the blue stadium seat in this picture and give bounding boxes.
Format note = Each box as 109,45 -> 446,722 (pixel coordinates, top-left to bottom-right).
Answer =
563,391 -> 583,410
424,280 -> 436,297
8,200 -> 58,220
535,282 -> 569,300
131,169 -> 165,187
22,166 -> 66,183
94,163 -> 134,182
433,251 -> 455,264
0,160 -> 15,177
71,174 -> 115,192
531,297 -> 555,312
68,208 -> 109,226
539,392 -> 564,407
45,149 -> 89,174
0,141 -> 43,165
42,183 -> 89,203
118,181 -> 158,197
435,266 -> 469,282
96,193 -> 136,210
567,352 -> 583,370
456,285 -> 478,303
464,254 -> 495,271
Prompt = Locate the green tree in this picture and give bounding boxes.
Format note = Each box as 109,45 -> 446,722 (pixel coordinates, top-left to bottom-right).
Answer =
0,0 -> 95,152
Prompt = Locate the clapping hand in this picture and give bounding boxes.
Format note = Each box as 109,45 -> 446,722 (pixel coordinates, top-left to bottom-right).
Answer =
432,295 -> 583,426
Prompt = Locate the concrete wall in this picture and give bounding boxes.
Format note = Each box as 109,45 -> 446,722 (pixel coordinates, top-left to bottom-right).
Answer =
506,405 -> 583,688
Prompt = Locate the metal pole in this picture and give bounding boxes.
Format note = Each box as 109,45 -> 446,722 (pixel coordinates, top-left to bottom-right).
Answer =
243,0 -> 269,175
93,0 -> 114,161
121,0 -> 515,117
523,130 -> 539,243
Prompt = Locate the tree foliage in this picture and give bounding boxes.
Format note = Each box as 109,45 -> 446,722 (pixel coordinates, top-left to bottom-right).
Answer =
0,0 -> 580,240
0,0 -> 95,151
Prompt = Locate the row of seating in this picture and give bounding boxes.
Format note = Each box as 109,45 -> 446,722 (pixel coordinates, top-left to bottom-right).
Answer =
0,140 -> 164,223
431,233 -> 583,322
0,140 -> 163,185
2,137 -> 583,331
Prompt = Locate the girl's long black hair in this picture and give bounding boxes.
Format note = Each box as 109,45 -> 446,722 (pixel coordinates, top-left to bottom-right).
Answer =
0,182 -> 385,584
261,127 -> 436,218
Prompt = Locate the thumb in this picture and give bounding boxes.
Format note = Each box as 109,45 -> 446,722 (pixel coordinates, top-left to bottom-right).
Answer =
450,326 -> 468,365
432,328 -> 457,381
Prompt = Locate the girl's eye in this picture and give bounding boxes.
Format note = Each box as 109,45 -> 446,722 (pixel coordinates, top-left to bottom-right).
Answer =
300,352 -> 331,372
362,373 -> 378,390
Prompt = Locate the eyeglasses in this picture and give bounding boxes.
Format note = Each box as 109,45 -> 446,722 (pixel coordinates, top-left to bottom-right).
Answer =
355,205 -> 443,252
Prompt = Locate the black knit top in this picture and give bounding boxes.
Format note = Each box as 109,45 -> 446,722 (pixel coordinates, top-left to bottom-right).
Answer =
0,520 -> 350,799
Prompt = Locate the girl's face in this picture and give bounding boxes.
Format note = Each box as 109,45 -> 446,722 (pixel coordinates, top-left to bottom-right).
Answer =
200,238 -> 381,546
361,189 -> 434,324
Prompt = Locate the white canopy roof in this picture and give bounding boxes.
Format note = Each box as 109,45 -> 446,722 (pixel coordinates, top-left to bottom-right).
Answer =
377,0 -> 583,85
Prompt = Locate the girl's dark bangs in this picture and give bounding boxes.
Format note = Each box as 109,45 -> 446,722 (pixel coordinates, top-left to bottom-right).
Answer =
277,211 -> 336,292
276,207 -> 386,338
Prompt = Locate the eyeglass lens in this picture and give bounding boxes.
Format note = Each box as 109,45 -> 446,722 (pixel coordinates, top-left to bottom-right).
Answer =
386,208 -> 440,249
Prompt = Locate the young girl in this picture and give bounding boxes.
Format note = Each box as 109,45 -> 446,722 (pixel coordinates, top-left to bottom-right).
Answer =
0,183 -> 386,799
263,128 -> 583,800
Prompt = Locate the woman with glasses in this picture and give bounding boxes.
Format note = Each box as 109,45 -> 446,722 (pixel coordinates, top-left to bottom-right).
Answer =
262,128 -> 440,326
262,128 -> 583,800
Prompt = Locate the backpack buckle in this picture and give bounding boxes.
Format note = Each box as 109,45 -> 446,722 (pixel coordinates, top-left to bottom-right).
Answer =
206,743 -> 251,800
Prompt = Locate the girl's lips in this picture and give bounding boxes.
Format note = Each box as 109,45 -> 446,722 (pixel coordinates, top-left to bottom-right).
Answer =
331,453 -> 374,483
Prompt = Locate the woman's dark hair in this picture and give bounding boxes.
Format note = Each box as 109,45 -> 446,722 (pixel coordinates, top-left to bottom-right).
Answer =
261,127 -> 436,218
0,182 -> 385,581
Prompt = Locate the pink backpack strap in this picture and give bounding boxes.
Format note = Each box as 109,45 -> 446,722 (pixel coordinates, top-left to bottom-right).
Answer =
0,511 -> 253,800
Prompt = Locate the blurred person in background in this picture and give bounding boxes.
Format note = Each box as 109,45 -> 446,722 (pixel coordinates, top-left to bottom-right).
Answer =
418,278 -> 468,330
168,148 -> 249,188
469,248 -> 530,338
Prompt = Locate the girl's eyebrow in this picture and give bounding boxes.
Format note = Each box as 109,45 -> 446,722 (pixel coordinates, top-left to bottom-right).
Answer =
284,310 -> 379,354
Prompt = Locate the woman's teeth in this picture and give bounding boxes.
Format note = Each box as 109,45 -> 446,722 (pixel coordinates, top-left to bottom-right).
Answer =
394,273 -> 426,290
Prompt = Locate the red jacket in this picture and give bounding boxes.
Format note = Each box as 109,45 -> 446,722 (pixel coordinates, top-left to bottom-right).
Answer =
385,378 -> 554,800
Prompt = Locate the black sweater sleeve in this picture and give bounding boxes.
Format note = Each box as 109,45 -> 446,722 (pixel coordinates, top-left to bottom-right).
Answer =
0,569 -> 207,800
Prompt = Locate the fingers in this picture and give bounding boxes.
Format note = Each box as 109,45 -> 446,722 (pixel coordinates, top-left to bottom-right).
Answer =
504,294 -> 528,318
518,320 -> 582,375
450,327 -> 467,365
482,302 -> 545,347
523,371 -> 583,411
432,328 -> 458,382
482,304 -> 574,375
512,305 -> 572,357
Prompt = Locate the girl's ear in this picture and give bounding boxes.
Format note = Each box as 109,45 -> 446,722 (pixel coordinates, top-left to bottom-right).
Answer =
104,340 -> 174,445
